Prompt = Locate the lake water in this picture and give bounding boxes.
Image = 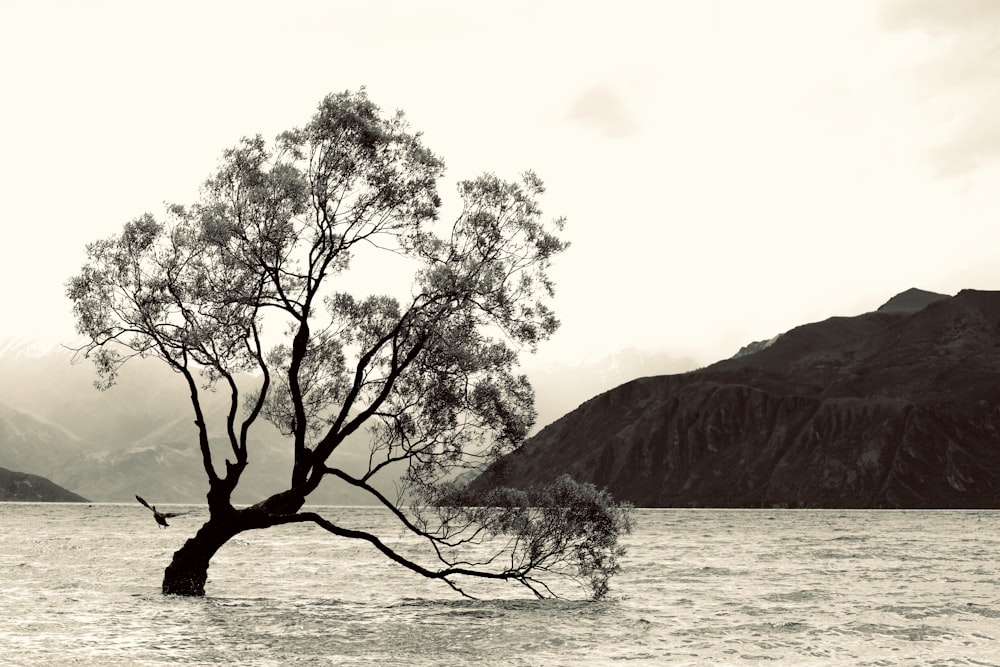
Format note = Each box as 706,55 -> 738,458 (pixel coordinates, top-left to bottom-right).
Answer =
1,504 -> 999,666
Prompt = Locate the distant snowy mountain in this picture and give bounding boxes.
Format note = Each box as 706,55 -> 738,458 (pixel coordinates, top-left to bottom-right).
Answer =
0,337 -> 66,360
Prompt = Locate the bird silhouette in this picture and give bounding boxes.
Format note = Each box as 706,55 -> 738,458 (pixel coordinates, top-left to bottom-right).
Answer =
135,495 -> 190,528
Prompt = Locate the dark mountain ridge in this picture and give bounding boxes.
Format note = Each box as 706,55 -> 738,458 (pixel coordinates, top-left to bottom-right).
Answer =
474,289 -> 1000,508
0,466 -> 89,502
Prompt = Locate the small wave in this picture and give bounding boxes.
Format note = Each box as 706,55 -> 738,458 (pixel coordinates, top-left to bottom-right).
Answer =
763,588 -> 829,603
964,603 -> 1000,620
809,548 -> 870,560
843,621 -> 954,642
827,535 -> 869,542
388,596 -> 602,616
874,603 -> 957,621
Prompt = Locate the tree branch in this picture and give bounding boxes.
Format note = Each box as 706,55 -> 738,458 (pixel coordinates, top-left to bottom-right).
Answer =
281,511 -> 543,598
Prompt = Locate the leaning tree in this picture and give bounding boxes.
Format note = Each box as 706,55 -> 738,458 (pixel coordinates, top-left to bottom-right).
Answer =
68,89 -> 632,599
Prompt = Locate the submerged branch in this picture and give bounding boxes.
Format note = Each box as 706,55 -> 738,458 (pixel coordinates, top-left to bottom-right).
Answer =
285,511 -> 545,597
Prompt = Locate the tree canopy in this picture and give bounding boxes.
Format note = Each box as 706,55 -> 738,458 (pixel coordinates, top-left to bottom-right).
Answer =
67,89 -> 632,599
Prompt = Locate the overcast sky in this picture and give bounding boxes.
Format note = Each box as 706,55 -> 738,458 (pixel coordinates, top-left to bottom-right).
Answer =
1,0 -> 997,370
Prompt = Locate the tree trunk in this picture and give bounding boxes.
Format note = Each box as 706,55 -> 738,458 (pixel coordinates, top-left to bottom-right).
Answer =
161,491 -> 306,596
162,517 -> 243,596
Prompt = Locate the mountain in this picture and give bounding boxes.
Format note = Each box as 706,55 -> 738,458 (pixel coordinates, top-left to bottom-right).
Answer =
471,289 -> 1000,508
875,287 -> 948,314
0,332 -> 690,504
0,404 -> 89,481
0,348 -> 408,504
0,344 -> 196,448
0,466 -> 89,502
524,347 -> 697,432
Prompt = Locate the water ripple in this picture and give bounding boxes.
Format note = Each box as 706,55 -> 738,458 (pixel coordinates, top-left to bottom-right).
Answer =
2,505 -> 1000,665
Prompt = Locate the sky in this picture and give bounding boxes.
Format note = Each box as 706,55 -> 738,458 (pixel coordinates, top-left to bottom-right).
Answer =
1,0 -> 998,371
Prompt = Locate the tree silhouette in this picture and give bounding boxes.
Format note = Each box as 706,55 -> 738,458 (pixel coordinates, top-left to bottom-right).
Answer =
68,89 -> 632,598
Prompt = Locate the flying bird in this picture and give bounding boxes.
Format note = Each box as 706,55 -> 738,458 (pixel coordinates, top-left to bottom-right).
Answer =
135,495 -> 190,528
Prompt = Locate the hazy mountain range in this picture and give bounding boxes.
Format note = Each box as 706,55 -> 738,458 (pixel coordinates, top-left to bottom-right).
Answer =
472,288 -> 1000,508
0,336 -> 688,503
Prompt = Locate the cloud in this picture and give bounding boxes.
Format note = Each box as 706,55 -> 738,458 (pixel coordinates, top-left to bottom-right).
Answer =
566,83 -> 640,139
882,0 -> 1000,32
882,0 -> 1000,176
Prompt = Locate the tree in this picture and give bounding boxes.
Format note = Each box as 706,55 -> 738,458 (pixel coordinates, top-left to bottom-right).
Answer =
67,89 -> 633,599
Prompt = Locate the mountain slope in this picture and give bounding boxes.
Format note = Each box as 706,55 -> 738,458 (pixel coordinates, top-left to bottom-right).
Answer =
0,466 -> 89,502
0,403 -> 88,480
473,289 -> 1000,508
0,366 -> 399,504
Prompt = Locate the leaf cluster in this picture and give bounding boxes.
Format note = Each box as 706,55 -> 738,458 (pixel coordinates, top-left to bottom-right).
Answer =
430,475 -> 634,599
